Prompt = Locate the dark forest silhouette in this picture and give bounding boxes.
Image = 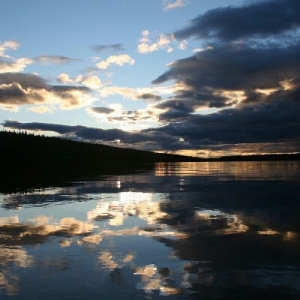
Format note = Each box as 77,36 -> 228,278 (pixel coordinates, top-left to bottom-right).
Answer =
0,131 -> 299,193
0,131 -> 200,192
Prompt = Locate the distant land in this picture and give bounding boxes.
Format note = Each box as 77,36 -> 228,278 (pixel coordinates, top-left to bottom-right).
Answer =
0,131 -> 299,193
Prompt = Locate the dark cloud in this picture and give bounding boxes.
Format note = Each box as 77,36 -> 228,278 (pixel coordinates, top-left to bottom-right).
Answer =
32,55 -> 81,65
150,1 -> 300,155
137,93 -> 162,101
174,0 -> 300,42
156,90 -> 228,115
91,107 -> 115,114
151,42 -> 300,128
91,44 -> 125,52
153,43 -> 300,92
153,101 -> 300,146
157,99 -> 195,113
0,73 -> 49,89
2,120 -> 75,134
51,85 -> 90,93
0,73 -> 91,107
2,120 -> 177,147
87,0 -> 299,156
0,82 -> 44,105
0,73 -> 48,105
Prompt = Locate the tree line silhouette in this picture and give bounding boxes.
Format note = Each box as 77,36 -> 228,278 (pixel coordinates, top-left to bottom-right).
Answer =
0,131 -> 201,192
0,130 -> 299,193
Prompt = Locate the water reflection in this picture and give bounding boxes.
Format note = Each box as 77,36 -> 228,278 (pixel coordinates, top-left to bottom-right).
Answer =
156,161 -> 300,180
0,161 -> 299,299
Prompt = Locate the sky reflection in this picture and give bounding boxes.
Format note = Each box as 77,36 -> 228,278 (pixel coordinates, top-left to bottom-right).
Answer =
0,161 -> 299,299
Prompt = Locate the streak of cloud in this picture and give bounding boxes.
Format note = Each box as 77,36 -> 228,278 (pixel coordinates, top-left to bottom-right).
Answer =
91,43 -> 125,52
32,55 -> 81,65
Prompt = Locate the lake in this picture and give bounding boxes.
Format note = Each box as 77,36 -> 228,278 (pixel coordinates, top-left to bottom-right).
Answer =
0,161 -> 300,299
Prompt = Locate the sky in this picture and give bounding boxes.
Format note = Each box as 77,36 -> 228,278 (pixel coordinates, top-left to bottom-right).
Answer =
1,0 -> 300,157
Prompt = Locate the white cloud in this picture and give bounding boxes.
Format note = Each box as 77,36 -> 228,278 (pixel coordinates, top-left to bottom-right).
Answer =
56,89 -> 96,110
96,54 -> 135,69
27,105 -> 54,114
109,103 -> 123,111
57,73 -> 73,84
162,0 -> 189,11
0,40 -> 20,58
0,105 -> 19,112
178,40 -> 188,50
88,100 -> 166,131
98,84 -> 178,100
0,58 -> 33,73
193,48 -> 204,53
81,75 -> 102,89
98,86 -> 139,99
138,31 -> 175,54
57,73 -> 102,89
91,56 -> 100,62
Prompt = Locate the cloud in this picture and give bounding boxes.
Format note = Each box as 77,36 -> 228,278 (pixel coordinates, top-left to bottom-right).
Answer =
50,86 -> 93,109
98,85 -> 171,101
0,82 -> 46,105
91,43 -> 125,52
174,0 -> 300,42
138,30 -> 175,54
147,0 -> 300,156
96,54 -> 135,69
58,73 -> 102,89
27,105 -> 54,114
152,43 -> 300,108
0,217 -> 98,244
2,120 -> 178,149
0,42 -> 79,73
0,40 -> 20,58
136,93 -> 162,101
4,89 -> 299,154
32,55 -> 81,65
90,106 -> 115,114
0,58 -> 33,73
163,0 -> 189,11
1,0 -> 300,157
98,86 -> 139,100
156,100 -> 300,142
57,73 -> 73,84
9,78 -> 299,154
178,40 -> 188,50
87,103 -> 162,131
81,75 -> 102,89
0,73 -> 94,109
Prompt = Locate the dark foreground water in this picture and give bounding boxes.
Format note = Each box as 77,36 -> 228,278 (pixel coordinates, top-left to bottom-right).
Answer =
0,161 -> 300,299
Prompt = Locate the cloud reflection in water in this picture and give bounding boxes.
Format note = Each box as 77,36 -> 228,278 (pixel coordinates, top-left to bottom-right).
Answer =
0,161 -> 299,298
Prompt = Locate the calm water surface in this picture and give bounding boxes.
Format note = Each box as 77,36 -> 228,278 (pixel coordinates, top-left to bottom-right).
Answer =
0,161 -> 300,299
